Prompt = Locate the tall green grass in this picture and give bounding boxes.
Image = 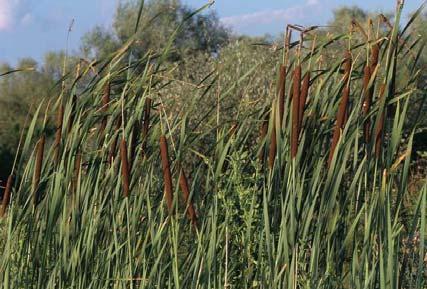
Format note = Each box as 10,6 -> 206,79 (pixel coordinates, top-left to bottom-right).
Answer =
0,1 -> 426,288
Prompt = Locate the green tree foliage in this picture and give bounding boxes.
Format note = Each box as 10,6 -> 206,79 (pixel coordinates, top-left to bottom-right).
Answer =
81,0 -> 229,60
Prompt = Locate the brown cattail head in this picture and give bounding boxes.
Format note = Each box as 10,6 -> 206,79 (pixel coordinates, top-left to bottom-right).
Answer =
120,138 -> 130,198
54,105 -> 64,165
178,168 -> 198,228
160,135 -> 173,213
99,82 -> 111,138
278,65 -> 287,125
33,134 -> 45,206
328,51 -> 352,167
0,174 -> 14,217
291,65 -> 302,159
230,121 -> 238,137
375,84 -> 387,159
362,65 -> 372,143
142,97 -> 152,156
299,71 -> 310,131
370,44 -> 380,70
258,112 -> 269,162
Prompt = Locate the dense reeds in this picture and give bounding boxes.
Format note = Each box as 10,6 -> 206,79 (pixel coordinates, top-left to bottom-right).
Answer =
0,2 -> 425,288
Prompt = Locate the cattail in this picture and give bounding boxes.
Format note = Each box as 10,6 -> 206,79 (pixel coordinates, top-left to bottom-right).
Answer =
178,168 -> 197,228
120,138 -> 130,198
33,135 -> 45,206
268,121 -> 277,169
278,65 -> 287,125
362,65 -> 372,143
54,105 -> 64,165
375,84 -> 386,159
299,72 -> 310,134
291,65 -> 301,159
0,175 -> 14,217
258,113 -> 269,162
328,51 -> 352,167
370,44 -> 380,70
160,135 -> 173,213
99,82 -> 111,138
141,97 -> 152,156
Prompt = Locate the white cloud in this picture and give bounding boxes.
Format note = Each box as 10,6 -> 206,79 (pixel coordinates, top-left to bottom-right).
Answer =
220,0 -> 321,31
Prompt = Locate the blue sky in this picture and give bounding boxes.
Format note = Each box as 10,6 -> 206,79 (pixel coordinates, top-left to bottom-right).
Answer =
0,0 -> 423,65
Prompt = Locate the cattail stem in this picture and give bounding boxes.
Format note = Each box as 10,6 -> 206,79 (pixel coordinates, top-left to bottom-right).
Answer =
178,168 -> 197,228
120,138 -> 130,198
291,65 -> 301,159
278,65 -> 287,125
362,43 -> 380,144
258,113 -> 269,162
299,71 -> 310,130
328,51 -> 352,167
129,121 -> 141,169
160,135 -> 173,213
72,152 -> 81,195
108,115 -> 122,164
99,82 -> 111,138
142,97 -> 152,156
0,175 -> 14,217
68,94 -> 77,134
54,105 -> 64,165
362,65 -> 372,143
375,84 -> 387,159
33,135 -> 45,206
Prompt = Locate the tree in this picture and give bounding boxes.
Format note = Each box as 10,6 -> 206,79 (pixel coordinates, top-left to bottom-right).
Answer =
81,0 -> 229,60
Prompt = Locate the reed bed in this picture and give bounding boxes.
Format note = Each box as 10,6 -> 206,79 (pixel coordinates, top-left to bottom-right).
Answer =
0,2 -> 425,289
